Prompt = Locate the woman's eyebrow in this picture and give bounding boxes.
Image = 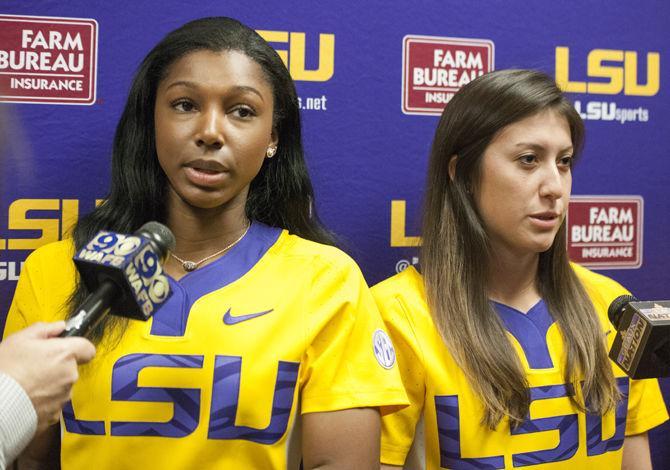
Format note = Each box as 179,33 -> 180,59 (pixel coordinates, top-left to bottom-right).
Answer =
164,81 -> 264,101
513,142 -> 573,153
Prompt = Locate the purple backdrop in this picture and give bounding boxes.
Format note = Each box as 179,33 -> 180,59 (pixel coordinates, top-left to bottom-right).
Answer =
1,1 -> 668,465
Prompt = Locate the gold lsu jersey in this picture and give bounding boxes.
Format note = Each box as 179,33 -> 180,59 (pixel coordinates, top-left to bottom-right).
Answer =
372,264 -> 668,469
5,222 -> 407,469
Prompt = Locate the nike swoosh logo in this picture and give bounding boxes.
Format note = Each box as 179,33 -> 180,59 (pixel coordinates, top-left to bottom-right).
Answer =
223,308 -> 274,325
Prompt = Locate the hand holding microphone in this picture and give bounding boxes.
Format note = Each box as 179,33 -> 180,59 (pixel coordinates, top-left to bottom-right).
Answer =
60,221 -> 176,338
0,222 -> 174,461
12,221 -> 175,430
0,322 -> 95,433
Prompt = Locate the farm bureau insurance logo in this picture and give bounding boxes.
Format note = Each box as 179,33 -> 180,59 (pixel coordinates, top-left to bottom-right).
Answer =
0,14 -> 98,105
567,196 -> 643,269
402,35 -> 494,116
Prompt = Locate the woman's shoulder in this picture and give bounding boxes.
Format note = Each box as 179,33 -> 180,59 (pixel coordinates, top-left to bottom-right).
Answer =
371,266 -> 427,314
275,230 -> 361,272
24,238 -> 75,269
372,266 -> 424,297
571,262 -> 627,293
11,239 -> 77,322
571,262 -> 629,309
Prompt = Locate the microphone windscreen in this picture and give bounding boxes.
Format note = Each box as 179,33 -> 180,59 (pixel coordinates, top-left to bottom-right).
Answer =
136,222 -> 176,258
607,294 -> 638,327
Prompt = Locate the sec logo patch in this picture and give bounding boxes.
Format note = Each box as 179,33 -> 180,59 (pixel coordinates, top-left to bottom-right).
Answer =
373,329 -> 396,369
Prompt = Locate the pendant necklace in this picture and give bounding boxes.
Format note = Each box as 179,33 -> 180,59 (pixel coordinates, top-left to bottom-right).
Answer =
170,222 -> 250,272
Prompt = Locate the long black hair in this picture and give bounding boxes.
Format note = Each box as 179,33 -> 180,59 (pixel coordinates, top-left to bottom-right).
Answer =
69,17 -> 335,343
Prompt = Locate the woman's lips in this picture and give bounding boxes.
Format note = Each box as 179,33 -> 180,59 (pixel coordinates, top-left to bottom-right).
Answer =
183,159 -> 229,187
529,212 -> 560,229
184,166 -> 227,187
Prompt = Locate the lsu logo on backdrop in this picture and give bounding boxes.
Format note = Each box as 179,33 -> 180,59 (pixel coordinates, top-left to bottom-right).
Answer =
390,200 -> 421,273
402,35 -> 494,115
567,196 -> 643,269
0,198 -> 92,252
0,14 -> 98,105
0,198 -> 102,281
555,47 -> 659,124
257,30 -> 334,82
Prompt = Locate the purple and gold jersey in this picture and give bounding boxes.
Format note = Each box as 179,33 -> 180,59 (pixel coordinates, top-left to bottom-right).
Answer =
5,222 -> 407,469
372,264 -> 668,469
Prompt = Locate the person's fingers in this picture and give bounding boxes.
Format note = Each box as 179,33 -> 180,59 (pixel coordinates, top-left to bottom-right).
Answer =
47,409 -> 61,426
62,337 -> 96,364
41,320 -> 67,338
21,320 -> 66,339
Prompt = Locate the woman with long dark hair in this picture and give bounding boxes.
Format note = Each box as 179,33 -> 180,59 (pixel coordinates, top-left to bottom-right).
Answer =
5,17 -> 406,469
375,69 -> 668,469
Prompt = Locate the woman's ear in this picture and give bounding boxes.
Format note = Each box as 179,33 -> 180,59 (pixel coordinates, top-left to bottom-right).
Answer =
448,154 -> 458,181
270,128 -> 279,148
265,129 -> 279,159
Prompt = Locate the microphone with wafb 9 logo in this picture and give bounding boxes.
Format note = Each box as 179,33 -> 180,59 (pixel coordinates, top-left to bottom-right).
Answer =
59,222 -> 176,338
608,295 -> 670,379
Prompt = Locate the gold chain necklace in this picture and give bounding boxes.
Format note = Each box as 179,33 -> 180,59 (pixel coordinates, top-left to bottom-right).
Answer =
170,222 -> 251,272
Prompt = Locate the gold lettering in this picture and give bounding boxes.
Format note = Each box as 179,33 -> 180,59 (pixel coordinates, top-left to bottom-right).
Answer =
61,199 -> 79,238
587,49 -> 624,95
624,51 -> 660,96
289,33 -> 334,81
256,30 -> 289,65
256,30 -> 335,82
556,47 -> 660,96
8,199 -> 60,250
555,47 -> 586,93
390,200 -> 421,247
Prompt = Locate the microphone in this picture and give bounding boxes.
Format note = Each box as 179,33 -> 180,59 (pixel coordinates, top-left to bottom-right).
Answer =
59,222 -> 176,338
608,295 -> 670,379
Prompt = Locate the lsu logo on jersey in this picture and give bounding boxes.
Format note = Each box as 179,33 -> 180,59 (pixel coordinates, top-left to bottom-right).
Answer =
555,46 -> 660,96
63,353 -> 299,443
257,30 -> 334,82
433,303 -> 630,468
435,378 -> 629,468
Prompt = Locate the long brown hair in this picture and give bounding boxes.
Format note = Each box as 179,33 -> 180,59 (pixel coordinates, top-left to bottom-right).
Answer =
422,69 -> 620,429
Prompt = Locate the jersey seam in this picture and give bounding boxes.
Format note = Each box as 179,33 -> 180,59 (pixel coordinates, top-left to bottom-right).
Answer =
302,388 -> 407,401
624,406 -> 669,435
393,293 -> 427,380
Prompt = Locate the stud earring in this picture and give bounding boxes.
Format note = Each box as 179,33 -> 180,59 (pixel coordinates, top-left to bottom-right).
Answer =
266,146 -> 277,158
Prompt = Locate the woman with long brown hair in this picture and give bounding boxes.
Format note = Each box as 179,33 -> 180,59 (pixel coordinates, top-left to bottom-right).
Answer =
375,69 -> 668,469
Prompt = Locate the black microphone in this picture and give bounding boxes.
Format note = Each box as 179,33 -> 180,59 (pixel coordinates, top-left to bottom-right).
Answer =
608,295 -> 670,379
59,222 -> 176,338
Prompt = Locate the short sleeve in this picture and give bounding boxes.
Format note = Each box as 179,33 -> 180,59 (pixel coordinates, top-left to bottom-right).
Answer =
624,377 -> 669,435
299,257 -> 408,415
373,286 -> 426,466
4,253 -> 40,338
3,241 -> 75,339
